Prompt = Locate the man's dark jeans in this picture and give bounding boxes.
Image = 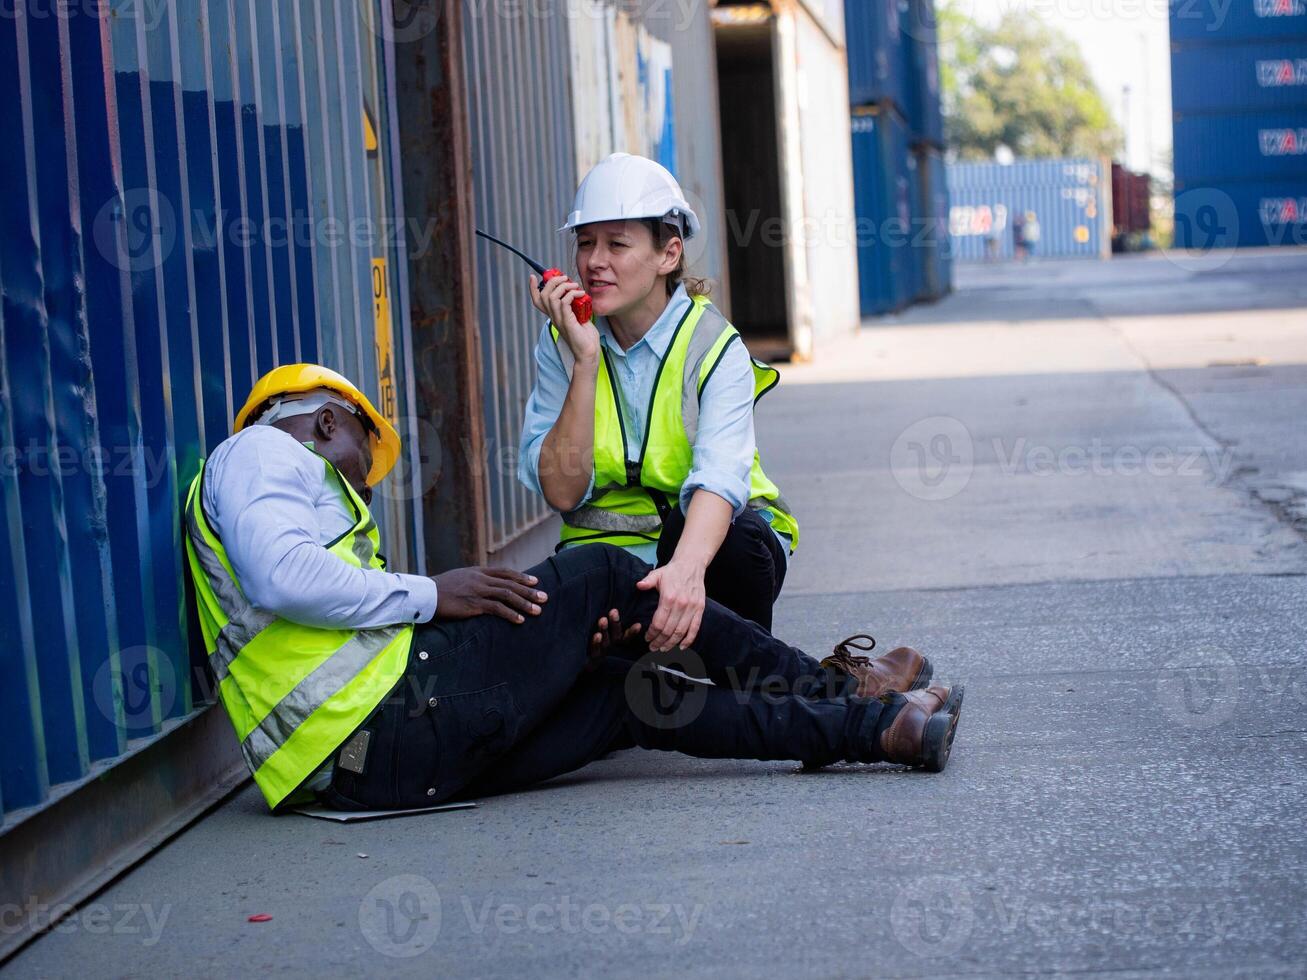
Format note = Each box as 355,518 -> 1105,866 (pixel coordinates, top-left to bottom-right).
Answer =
323,545 -> 879,811
656,505 -> 788,630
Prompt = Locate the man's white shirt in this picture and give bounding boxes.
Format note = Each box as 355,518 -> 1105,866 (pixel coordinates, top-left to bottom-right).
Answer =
201,425 -> 437,629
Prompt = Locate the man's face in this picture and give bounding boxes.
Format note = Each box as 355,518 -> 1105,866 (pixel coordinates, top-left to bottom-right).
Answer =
293,404 -> 373,504
323,407 -> 373,501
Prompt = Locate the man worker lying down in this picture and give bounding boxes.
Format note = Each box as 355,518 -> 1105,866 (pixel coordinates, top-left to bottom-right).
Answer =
184,364 -> 965,812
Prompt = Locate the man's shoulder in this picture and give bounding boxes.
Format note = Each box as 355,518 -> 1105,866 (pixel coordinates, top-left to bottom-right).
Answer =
205,426 -> 323,497
209,424 -> 305,466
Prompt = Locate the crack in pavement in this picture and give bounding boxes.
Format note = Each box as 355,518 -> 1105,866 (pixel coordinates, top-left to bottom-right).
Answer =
1100,310 -> 1307,546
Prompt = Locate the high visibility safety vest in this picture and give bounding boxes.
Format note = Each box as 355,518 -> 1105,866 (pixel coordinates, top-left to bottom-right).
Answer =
550,294 -> 800,553
183,454 -> 412,811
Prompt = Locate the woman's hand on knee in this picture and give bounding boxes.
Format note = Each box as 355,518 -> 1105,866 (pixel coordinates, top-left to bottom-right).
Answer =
637,560 -> 706,652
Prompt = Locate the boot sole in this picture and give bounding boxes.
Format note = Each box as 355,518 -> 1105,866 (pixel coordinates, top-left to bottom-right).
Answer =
921,685 -> 965,773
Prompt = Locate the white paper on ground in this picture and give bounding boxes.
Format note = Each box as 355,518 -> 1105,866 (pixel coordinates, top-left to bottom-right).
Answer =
291,801 -> 478,822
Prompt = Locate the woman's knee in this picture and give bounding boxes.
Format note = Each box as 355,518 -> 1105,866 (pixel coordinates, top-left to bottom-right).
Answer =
713,512 -> 775,568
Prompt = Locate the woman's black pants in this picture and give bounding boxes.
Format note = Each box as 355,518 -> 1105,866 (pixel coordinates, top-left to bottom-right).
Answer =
655,505 -> 788,630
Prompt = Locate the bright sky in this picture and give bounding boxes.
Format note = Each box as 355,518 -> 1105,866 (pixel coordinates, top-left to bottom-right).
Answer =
964,0 -> 1174,177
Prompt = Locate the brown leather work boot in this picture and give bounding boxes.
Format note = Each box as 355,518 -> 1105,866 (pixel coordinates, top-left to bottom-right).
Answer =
820,634 -> 932,698
876,685 -> 965,772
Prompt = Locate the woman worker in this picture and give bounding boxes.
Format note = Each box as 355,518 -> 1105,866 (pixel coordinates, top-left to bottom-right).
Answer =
517,152 -> 799,655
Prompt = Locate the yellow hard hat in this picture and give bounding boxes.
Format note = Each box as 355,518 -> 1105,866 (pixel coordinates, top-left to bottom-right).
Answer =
234,364 -> 401,486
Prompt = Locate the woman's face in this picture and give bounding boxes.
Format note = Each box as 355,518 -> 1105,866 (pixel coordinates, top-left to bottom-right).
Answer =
574,220 -> 680,318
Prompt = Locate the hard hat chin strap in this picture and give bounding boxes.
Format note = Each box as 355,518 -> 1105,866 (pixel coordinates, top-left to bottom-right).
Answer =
254,391 -> 367,431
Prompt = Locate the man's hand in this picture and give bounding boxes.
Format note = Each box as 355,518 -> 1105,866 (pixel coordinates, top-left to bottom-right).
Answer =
433,567 -> 548,624
587,608 -> 642,670
636,559 -> 706,652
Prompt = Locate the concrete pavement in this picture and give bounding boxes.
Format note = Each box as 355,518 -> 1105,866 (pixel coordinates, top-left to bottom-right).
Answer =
10,249 -> 1307,978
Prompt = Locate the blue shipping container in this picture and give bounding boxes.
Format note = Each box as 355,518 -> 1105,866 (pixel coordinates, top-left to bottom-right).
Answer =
1171,0 -> 1307,41
1174,177 -> 1307,246
904,151 -> 925,301
1172,39 -> 1307,112
0,0 -> 417,827
904,0 -> 945,147
850,106 -> 915,316
946,159 -> 1110,262
846,0 -> 909,111
915,146 -> 953,299
1174,107 -> 1307,179
1170,0 -> 1307,42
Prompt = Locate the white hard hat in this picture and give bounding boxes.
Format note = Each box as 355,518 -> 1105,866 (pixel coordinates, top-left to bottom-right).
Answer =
560,152 -> 701,240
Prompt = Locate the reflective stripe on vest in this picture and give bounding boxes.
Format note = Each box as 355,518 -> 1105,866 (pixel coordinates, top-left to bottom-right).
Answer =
183,453 -> 412,811
548,295 -> 799,551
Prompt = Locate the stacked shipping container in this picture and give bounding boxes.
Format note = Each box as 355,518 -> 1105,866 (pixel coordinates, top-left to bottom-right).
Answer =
1170,0 -> 1307,248
1112,162 -> 1153,251
946,159 -> 1113,262
845,0 -> 951,316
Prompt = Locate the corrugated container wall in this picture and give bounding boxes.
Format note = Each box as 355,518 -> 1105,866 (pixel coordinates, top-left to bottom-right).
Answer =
651,0 -> 732,317
789,0 -> 862,352
1169,0 -> 1307,249
851,106 -> 914,315
463,4 -> 576,555
1171,39 -> 1307,111
0,0 -> 418,950
1173,107 -> 1307,180
1112,163 -> 1153,243
845,0 -> 908,110
1174,177 -> 1307,246
1169,0 -> 1307,41
915,145 -> 952,300
904,0 -> 945,147
902,151 -> 925,300
946,159 -> 1111,262
846,0 -> 950,316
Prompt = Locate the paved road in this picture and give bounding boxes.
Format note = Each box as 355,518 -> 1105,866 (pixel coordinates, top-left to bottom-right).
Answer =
10,249 -> 1307,978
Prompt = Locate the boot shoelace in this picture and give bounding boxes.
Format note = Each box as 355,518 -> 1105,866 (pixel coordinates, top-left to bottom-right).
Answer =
829,633 -> 877,668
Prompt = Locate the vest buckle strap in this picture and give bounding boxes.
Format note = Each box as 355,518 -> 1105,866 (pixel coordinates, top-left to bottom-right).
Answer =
562,505 -> 663,534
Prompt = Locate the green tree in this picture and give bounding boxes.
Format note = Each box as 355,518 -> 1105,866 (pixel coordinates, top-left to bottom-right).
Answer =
937,4 -> 1123,161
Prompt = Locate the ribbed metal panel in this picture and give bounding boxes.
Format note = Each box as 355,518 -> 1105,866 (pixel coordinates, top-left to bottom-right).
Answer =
1172,39 -> 1307,112
1174,107 -> 1307,180
845,0 -> 908,111
914,145 -> 952,299
904,0 -> 944,147
1112,163 -> 1153,239
946,159 -> 1110,262
1174,176 -> 1307,246
1170,0 -> 1307,43
0,0 -> 416,827
903,150 -> 925,301
850,105 -> 914,316
463,1 -> 576,552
